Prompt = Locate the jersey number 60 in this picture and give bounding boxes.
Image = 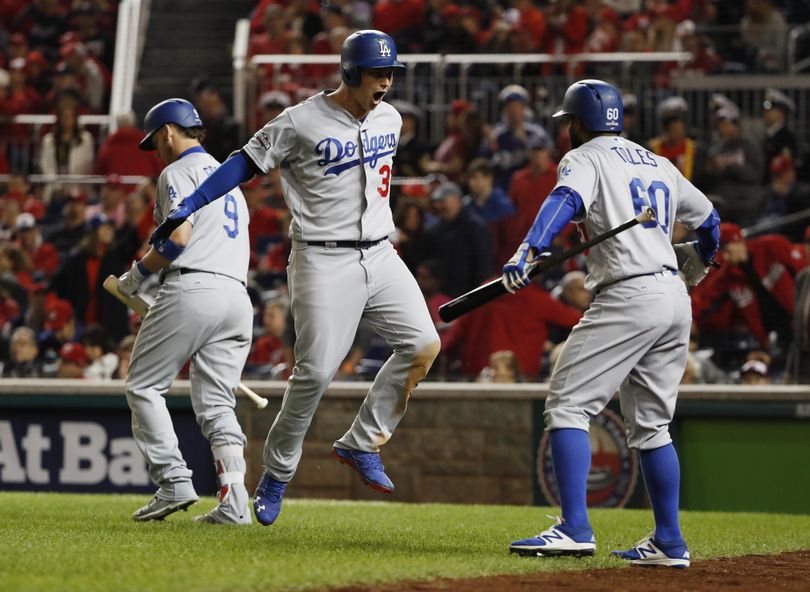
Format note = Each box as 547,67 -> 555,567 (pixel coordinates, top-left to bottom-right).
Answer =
630,178 -> 670,234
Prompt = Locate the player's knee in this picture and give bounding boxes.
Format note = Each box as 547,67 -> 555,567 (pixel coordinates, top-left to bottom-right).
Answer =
543,405 -> 591,432
197,407 -> 245,446
627,425 -> 671,450
404,339 -> 441,389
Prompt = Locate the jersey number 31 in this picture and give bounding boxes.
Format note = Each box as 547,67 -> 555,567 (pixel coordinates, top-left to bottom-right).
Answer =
630,178 -> 670,234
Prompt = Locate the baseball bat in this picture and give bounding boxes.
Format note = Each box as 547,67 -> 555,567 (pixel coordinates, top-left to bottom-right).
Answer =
438,207 -> 657,323
102,275 -> 269,409
741,206 -> 810,238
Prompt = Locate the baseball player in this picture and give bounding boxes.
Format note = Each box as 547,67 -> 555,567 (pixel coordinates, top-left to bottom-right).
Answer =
502,80 -> 720,567
151,30 -> 441,526
118,98 -> 253,524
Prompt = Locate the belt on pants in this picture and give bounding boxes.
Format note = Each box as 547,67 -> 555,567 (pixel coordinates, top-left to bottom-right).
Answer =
160,267 -> 245,287
304,238 -> 386,249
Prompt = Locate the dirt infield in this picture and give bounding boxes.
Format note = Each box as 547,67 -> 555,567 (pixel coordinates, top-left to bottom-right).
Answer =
330,550 -> 810,592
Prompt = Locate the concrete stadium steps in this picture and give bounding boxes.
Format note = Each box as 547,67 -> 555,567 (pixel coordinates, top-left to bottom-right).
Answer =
133,0 -> 254,122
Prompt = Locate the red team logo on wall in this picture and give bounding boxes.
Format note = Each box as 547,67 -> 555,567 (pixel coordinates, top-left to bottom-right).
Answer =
537,409 -> 638,508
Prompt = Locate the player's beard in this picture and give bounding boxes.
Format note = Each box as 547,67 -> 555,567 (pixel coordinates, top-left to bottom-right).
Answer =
569,124 -> 584,149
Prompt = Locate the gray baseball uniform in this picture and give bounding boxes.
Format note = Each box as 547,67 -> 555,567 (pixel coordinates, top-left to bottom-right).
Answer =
545,136 -> 713,449
243,92 -> 440,482
126,147 -> 253,514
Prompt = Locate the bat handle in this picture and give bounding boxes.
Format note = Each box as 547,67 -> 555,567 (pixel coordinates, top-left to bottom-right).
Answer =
238,383 -> 269,409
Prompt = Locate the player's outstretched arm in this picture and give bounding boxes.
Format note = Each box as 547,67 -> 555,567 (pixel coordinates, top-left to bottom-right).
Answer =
150,151 -> 256,243
502,187 -> 584,293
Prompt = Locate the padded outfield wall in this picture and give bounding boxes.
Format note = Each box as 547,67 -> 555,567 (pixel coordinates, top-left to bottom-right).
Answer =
0,380 -> 808,514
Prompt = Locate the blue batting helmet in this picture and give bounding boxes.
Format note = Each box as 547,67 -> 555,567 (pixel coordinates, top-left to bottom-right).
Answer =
139,98 -> 203,150
552,79 -> 623,133
340,30 -> 405,88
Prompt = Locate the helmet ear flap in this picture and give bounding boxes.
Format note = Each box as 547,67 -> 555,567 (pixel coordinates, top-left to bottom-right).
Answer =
342,65 -> 360,87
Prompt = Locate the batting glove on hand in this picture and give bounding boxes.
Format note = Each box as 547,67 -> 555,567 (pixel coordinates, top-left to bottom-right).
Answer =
502,242 -> 540,294
673,241 -> 710,287
149,202 -> 191,244
118,261 -> 147,297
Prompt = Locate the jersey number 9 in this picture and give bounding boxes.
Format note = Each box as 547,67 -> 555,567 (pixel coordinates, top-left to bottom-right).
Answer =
223,193 -> 239,238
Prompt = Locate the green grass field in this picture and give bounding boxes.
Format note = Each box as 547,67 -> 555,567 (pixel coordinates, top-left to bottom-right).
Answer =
2,493 -> 809,592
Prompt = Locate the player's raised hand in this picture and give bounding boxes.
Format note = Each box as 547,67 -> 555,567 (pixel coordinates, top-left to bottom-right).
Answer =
502,242 -> 539,294
150,203 -> 192,244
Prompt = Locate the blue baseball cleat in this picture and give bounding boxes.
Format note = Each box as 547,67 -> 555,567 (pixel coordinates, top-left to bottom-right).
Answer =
509,516 -> 596,557
612,532 -> 691,568
253,471 -> 288,526
332,446 -> 395,494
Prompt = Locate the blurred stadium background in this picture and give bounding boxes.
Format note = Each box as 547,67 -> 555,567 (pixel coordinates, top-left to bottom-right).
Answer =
0,0 -> 808,514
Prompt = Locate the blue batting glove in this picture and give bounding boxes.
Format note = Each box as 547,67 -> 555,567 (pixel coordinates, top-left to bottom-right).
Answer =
149,202 -> 192,244
501,242 -> 539,294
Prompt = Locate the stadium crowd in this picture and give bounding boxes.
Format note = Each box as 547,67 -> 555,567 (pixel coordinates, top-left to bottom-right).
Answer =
0,0 -> 809,386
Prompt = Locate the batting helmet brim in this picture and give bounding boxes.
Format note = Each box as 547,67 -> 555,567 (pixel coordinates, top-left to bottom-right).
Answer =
138,131 -> 160,151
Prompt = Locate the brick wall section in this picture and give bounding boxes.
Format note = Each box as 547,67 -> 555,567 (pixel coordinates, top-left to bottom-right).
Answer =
238,396 -> 536,506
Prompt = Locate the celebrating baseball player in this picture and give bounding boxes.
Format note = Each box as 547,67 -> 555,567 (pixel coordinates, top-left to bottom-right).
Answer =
503,80 -> 720,567
151,30 -> 441,526
118,98 -> 253,524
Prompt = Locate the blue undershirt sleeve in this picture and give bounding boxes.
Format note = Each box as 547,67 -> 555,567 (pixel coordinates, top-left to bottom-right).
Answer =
694,207 -> 720,262
182,151 -> 256,213
524,186 -> 586,253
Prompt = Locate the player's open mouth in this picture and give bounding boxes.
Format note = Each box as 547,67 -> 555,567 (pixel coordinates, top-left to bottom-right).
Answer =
372,91 -> 386,103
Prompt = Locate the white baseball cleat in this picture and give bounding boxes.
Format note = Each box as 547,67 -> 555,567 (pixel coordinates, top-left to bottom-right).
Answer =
612,532 -> 691,568
132,494 -> 198,521
509,516 -> 596,557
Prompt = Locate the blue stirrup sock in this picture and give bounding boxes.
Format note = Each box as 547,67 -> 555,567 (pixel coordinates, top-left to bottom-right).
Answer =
639,443 -> 682,542
550,428 -> 592,535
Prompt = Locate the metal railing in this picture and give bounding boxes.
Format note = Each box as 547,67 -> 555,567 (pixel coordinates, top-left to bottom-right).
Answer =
234,51 -> 690,142
789,23 -> 810,74
109,0 -> 151,130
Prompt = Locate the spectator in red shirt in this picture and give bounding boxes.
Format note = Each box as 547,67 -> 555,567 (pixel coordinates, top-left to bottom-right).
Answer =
415,258 -> 451,330
38,295 -> 78,356
426,99 -> 475,183
692,223 -> 809,353
373,0 -> 425,41
583,2 -> 621,53
242,175 -> 285,255
443,279 -> 582,379
58,41 -> 109,112
248,298 -> 292,377
249,3 -> 288,58
2,174 -> 45,219
14,212 -> 59,278
543,0 -> 589,74
4,57 -> 43,121
13,0 -> 67,60
513,0 -> 546,50
94,111 -> 164,179
503,134 -> 557,259
57,341 -> 88,378
49,214 -> 129,340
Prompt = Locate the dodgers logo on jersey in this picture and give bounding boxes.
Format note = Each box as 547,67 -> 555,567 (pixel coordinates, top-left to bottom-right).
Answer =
378,40 -> 391,57
315,130 -> 397,176
537,409 -> 638,508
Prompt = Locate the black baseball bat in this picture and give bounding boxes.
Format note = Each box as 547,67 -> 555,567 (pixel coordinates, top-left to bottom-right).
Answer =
437,207 -> 657,323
